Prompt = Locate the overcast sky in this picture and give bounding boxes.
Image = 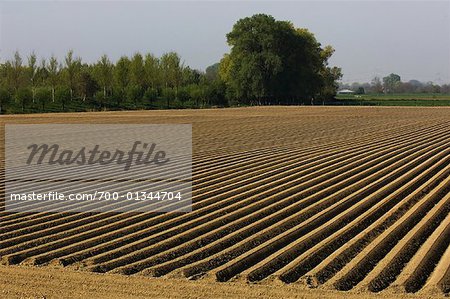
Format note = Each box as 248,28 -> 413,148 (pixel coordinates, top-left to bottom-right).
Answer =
1,1 -> 449,84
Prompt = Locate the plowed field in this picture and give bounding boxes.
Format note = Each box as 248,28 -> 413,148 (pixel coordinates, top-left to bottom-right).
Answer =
1,106 -> 449,298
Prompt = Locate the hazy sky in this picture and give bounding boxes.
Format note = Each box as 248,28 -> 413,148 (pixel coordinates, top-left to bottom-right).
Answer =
1,1 -> 449,84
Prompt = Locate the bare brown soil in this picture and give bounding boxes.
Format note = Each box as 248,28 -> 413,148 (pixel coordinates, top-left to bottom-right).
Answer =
0,265 -> 445,299
1,106 -> 449,298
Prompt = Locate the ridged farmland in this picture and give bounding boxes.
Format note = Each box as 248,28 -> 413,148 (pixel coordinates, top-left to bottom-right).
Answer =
1,106 -> 450,298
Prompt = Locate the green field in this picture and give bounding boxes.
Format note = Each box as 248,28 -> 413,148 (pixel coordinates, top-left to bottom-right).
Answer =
334,93 -> 450,106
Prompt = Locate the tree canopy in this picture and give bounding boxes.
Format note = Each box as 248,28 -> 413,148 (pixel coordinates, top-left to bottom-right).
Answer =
219,14 -> 342,105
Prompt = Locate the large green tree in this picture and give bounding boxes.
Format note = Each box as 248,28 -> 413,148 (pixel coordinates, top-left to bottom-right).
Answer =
220,14 -> 341,104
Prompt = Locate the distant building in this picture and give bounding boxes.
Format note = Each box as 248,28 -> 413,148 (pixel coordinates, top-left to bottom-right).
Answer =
337,89 -> 355,95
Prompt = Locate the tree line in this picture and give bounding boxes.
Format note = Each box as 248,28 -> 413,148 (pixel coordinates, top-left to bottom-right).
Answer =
0,14 -> 342,114
0,50 -> 229,113
340,73 -> 450,95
